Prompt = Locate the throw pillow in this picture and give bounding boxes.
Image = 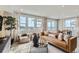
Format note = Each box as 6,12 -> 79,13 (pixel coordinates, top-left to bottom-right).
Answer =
48,34 -> 55,38
58,33 -> 63,40
44,31 -> 48,36
64,34 -> 70,42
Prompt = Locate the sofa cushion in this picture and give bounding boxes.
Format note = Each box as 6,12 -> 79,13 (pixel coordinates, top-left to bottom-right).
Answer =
42,36 -> 67,49
50,39 -> 67,49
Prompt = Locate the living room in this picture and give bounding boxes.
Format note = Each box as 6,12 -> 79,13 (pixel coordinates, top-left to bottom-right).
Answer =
0,5 -> 79,53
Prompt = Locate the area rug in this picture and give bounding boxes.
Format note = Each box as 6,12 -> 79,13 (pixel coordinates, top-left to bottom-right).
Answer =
9,40 -> 79,53
9,41 -> 48,53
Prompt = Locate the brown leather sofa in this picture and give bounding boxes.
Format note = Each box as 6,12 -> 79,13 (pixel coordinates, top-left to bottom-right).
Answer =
41,32 -> 77,53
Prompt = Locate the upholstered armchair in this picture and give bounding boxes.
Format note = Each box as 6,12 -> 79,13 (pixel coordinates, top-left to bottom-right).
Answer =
18,34 -> 30,44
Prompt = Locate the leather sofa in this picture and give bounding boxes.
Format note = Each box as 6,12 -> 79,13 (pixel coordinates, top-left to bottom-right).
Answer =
41,32 -> 77,53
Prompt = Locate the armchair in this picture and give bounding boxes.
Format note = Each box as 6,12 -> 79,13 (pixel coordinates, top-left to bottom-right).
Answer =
18,34 -> 30,44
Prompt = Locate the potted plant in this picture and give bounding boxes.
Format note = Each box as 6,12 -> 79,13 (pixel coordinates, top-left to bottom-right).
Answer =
4,16 -> 16,44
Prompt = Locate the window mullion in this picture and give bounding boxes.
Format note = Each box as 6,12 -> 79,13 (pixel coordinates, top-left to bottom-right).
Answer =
51,21 -> 52,30
34,18 -> 37,28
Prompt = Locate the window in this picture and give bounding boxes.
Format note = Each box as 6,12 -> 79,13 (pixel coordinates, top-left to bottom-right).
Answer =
51,22 -> 55,27
20,23 -> 26,27
20,16 -> 26,23
28,18 -> 35,27
64,20 -> 71,27
19,16 -> 43,33
71,20 -> 75,27
48,22 -> 51,27
36,19 -> 42,27
19,16 -> 26,32
64,19 -> 75,28
48,21 -> 51,30
47,20 -> 57,30
28,18 -> 42,28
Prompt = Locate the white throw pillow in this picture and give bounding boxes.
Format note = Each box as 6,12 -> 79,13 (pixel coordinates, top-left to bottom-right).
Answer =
48,34 -> 55,38
58,33 -> 63,40
64,34 -> 70,42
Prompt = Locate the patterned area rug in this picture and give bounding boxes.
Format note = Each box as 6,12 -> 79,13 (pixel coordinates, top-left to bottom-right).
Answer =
9,42 -> 32,53
9,41 -> 48,53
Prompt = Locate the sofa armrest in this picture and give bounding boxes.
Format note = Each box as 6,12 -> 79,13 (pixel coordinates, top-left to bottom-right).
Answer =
68,37 -> 77,52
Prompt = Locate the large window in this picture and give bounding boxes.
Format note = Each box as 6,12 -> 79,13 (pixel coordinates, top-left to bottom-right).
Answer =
20,16 -> 26,27
28,18 -> 35,27
64,18 -> 76,36
28,18 -> 42,28
19,16 -> 26,32
47,20 -> 57,30
36,19 -> 42,27
19,16 -> 42,33
64,19 -> 75,28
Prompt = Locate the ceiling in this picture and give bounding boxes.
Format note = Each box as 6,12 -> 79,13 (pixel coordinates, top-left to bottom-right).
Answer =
0,5 -> 79,19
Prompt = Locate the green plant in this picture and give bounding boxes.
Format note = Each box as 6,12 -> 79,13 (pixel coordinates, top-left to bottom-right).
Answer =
4,16 -> 16,36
